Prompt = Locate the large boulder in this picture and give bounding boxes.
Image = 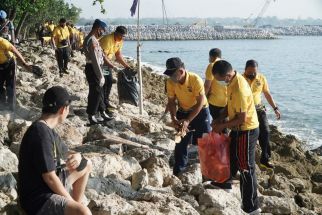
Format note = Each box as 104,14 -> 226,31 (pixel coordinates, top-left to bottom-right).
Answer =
86,152 -> 141,180
7,119 -> 32,143
0,147 -> 18,172
196,185 -> 244,215
259,196 -> 298,214
131,169 -> 149,191
178,164 -> 203,186
141,156 -> 171,188
88,193 -> 135,215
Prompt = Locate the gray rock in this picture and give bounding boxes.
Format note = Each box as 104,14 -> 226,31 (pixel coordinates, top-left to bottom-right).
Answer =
88,193 -> 135,215
86,153 -> 141,180
131,169 -> 149,191
87,176 -> 137,199
311,172 -> 322,183
0,147 -> 18,172
259,196 -> 298,214
7,119 -> 32,143
178,164 -> 202,186
0,172 -> 17,191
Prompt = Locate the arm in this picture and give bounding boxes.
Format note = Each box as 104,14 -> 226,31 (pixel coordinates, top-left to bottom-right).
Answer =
212,112 -> 246,133
264,91 -> 281,119
51,35 -> 57,49
186,94 -> 205,123
42,171 -> 73,200
11,46 -> 31,70
115,50 -> 130,68
204,80 -> 212,96
168,97 -> 178,122
102,54 -> 115,68
88,40 -> 103,81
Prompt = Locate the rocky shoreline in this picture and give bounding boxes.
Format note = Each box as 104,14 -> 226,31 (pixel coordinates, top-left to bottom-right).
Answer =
0,41 -> 322,215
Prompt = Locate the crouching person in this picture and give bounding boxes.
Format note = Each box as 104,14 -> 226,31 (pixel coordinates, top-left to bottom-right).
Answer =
18,86 -> 92,215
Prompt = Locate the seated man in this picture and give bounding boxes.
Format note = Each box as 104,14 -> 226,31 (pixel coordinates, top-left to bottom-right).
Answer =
18,86 -> 92,215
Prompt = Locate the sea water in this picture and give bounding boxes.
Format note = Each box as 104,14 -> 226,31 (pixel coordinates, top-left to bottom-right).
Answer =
122,36 -> 322,149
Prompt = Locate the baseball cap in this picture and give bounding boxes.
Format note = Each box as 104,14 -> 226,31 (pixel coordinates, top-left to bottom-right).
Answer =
93,19 -> 108,31
164,57 -> 184,76
42,86 -> 73,110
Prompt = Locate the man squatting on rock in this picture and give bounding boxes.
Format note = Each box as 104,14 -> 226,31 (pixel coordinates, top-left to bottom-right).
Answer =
18,86 -> 92,215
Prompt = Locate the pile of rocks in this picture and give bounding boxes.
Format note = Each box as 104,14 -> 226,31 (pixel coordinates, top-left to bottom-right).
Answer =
0,41 -> 321,215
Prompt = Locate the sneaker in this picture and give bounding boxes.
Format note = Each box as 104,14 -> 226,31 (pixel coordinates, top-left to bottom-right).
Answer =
88,115 -> 103,125
260,161 -> 274,170
63,69 -> 69,74
248,208 -> 262,215
210,181 -> 232,191
100,111 -> 113,121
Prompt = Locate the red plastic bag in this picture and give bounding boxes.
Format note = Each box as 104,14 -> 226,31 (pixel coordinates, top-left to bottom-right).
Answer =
198,132 -> 230,183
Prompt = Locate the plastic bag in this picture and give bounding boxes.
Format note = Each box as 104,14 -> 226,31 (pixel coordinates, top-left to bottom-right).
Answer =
117,68 -> 139,106
198,132 -> 230,183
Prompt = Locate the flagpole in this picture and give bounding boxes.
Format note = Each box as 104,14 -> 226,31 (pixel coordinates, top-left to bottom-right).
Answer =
137,0 -> 143,115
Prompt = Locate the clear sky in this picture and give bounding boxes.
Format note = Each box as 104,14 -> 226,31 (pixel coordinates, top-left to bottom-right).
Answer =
68,0 -> 322,19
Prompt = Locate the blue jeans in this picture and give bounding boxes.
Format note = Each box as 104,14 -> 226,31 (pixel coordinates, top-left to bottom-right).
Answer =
173,107 -> 211,175
230,128 -> 260,213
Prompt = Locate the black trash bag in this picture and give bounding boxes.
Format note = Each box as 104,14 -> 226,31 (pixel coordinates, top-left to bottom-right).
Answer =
117,68 -> 139,106
31,65 -> 44,77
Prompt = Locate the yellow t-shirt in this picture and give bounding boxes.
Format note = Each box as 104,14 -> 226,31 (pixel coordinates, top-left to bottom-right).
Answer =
205,61 -> 227,107
52,26 -> 70,48
167,71 -> 208,111
243,73 -> 269,106
99,33 -> 123,59
0,38 -> 14,64
227,72 -> 259,131
47,24 -> 55,33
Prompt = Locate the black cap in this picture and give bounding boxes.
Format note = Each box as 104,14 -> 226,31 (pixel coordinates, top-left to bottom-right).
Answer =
164,57 -> 184,76
42,86 -> 73,109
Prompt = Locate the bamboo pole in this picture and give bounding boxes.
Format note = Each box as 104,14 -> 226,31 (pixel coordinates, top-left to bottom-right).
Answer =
137,0 -> 143,115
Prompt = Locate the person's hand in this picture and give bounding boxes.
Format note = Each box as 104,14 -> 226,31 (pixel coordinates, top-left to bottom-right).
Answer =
178,119 -> 190,133
112,66 -> 121,73
275,109 -> 281,120
212,123 -> 225,134
66,152 -> 82,170
99,76 -> 105,87
23,63 -> 32,72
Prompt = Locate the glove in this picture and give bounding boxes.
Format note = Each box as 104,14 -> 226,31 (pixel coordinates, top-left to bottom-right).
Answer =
99,76 -> 105,87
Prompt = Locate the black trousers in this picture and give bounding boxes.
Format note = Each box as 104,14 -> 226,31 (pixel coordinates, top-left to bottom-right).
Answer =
209,104 -> 228,134
84,64 -> 105,115
257,108 -> 271,163
103,71 -> 113,108
230,128 -> 259,213
55,47 -> 69,73
173,107 -> 211,175
0,59 -> 15,107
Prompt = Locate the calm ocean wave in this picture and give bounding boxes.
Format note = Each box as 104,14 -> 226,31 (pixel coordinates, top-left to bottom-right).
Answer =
122,36 -> 322,149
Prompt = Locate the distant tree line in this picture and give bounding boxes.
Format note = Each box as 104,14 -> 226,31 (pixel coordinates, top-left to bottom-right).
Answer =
0,0 -> 81,39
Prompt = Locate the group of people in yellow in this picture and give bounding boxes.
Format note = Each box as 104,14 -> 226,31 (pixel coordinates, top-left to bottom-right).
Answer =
164,48 -> 280,214
0,13 -> 284,214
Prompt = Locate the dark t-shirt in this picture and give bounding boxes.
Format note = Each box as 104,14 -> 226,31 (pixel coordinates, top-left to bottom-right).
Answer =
18,121 -> 68,215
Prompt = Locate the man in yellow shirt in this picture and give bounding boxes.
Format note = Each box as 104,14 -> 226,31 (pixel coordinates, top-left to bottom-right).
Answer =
51,18 -> 70,77
204,48 -> 227,130
164,57 -> 211,176
212,60 -> 260,215
0,37 -> 31,110
47,20 -> 55,35
99,26 -> 131,110
243,60 -> 281,170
